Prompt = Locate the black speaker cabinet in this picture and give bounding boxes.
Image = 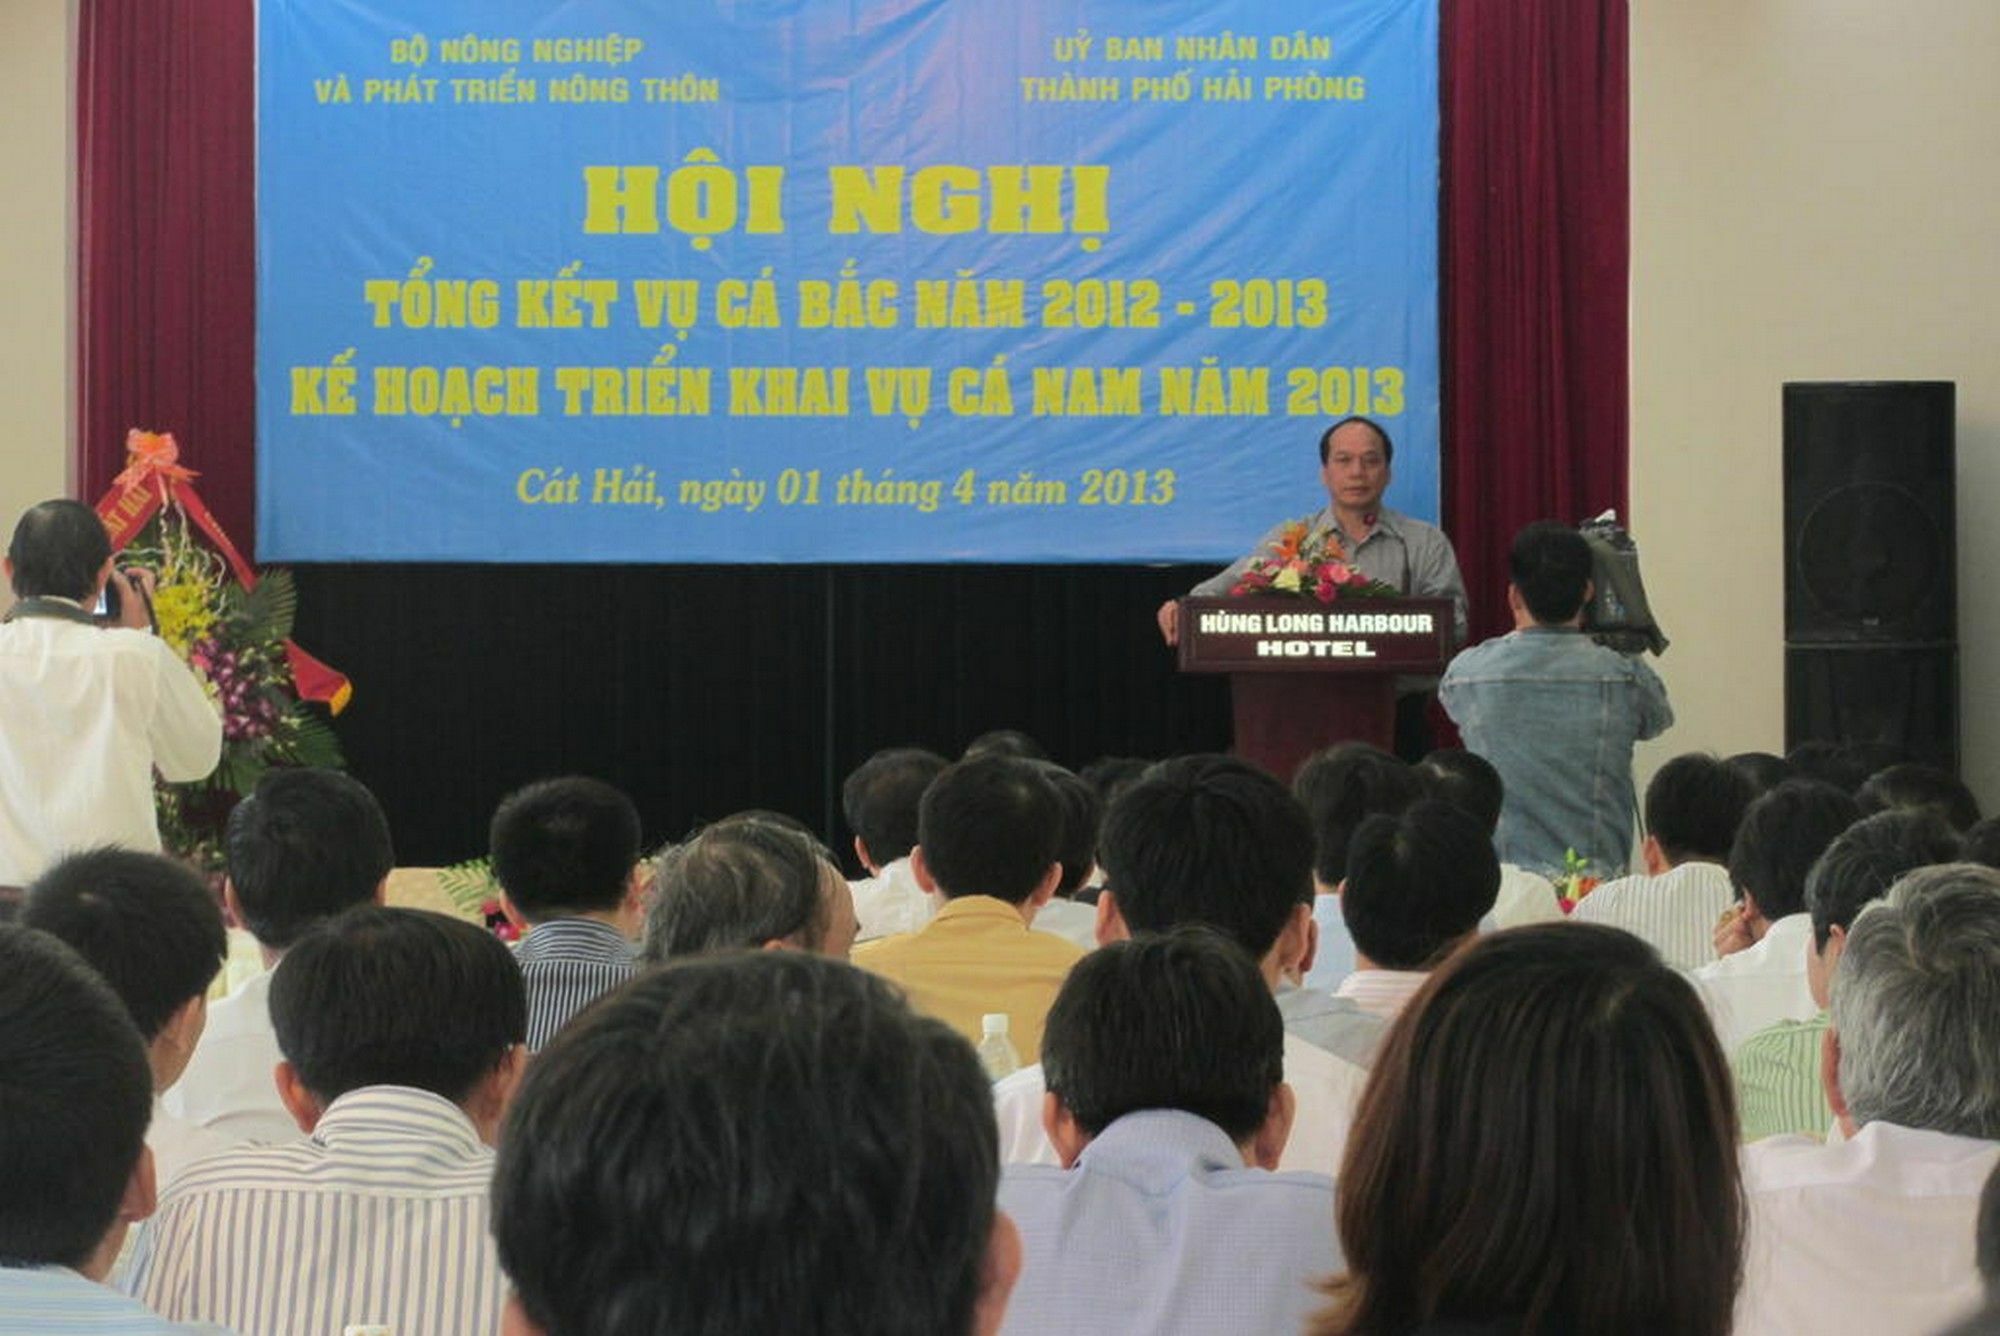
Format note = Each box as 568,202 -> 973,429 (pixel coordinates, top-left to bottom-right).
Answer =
1783,381 -> 1957,770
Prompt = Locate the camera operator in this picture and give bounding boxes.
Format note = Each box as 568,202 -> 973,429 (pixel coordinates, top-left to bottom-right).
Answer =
0,500 -> 221,904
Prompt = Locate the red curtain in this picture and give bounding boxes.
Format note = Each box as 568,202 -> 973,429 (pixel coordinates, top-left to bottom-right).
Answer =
1442,0 -> 1631,645
77,0 -> 258,552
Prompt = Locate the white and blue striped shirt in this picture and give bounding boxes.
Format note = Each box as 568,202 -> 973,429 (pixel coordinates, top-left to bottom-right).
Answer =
123,1086 -> 503,1336
513,916 -> 638,1051
0,1266 -> 228,1334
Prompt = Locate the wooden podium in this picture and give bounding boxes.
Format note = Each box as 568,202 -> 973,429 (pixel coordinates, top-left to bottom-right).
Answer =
1176,596 -> 1452,782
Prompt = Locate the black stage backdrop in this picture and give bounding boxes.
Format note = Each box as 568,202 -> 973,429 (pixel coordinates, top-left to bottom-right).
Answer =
292,564 -> 1229,867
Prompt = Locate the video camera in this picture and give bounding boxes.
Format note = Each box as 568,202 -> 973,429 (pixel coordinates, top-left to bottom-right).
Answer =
1579,512 -> 1667,657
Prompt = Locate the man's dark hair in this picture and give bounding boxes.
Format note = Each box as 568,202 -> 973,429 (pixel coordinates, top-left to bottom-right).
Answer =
1725,751 -> 1794,798
0,926 -> 152,1269
1509,521 -> 1594,625
489,776 -> 642,921
493,951 -> 999,1336
1856,763 -> 1981,833
917,756 -> 1061,904
1294,743 -> 1425,886
1036,761 -> 1104,898
643,818 -> 831,961
1787,740 -> 1905,795
842,747 -> 947,868
1417,748 -> 1504,835
6,499 -> 110,601
270,906 -> 524,1106
1100,755 -> 1314,959
22,848 -> 225,1041
1644,754 -> 1756,864
1728,779 -> 1862,919
1043,927 -> 1282,1142
961,728 -> 1048,761
1965,817 -> 2000,871
1805,809 -> 1962,950
1079,756 -> 1149,807
225,767 -> 393,951
1342,801 -> 1500,970
1317,416 -> 1394,465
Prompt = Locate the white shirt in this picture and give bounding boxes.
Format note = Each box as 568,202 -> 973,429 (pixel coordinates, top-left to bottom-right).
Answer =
0,611 -> 220,883
1692,912 -> 1819,1057
1030,896 -> 1099,950
1332,968 -> 1429,1018
849,857 -> 934,943
126,1085 -> 505,1336
147,1097 -> 236,1195
1739,1120 -> 1999,1335
1571,859 -> 1734,971
161,971 -> 297,1146
1491,863 -> 1565,928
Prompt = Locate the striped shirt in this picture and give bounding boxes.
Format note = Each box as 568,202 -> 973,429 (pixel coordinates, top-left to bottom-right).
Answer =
1569,860 -> 1735,970
1734,1012 -> 1834,1142
0,1266 -> 228,1334
124,1086 -> 503,1336
513,916 -> 638,1051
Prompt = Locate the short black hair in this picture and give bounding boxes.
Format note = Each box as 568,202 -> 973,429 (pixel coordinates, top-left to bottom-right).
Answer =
1645,754 -> 1756,864
225,767 -> 394,950
841,747 -> 948,868
916,756 -> 1061,904
1725,752 -> 1794,798
642,818 -> 831,961
489,776 -> 642,920
1786,740 -> 1904,795
1509,521 -> 1594,624
1043,927 -> 1283,1142
269,906 -> 525,1106
1856,763 -> 1981,833
1417,748 -> 1504,835
1099,755 -> 1314,959
962,728 -> 1048,761
1318,416 -> 1394,466
1728,779 -> 1862,919
1036,761 -> 1105,897
6,499 -> 110,601
1294,742 -> 1425,886
1342,800 -> 1500,969
1805,809 -> 1962,950
1965,817 -> 2000,872
0,926 -> 152,1269
22,848 -> 225,1041
493,951 -> 999,1336
1079,756 -> 1149,807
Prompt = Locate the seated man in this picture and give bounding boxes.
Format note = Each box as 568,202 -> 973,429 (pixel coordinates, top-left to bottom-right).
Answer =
995,755 -> 1371,1176
1571,753 -> 1756,969
489,775 -> 646,1050
1440,520 -> 1673,877
1026,761 -> 1104,950
168,767 -> 393,1144
0,926 -> 217,1332
491,951 -> 1019,1336
843,746 -> 948,943
1856,761 -> 1981,832
854,755 -> 1084,1063
1417,747 -> 1565,928
1293,742 -> 1425,990
128,907 -> 526,1334
1739,864 -> 2000,1332
1693,779 -> 1860,1054
1000,928 -> 1336,1336
22,848 -> 230,1189
642,815 -> 856,961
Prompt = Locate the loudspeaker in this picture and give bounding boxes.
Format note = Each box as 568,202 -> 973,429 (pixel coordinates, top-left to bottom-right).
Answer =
1785,645 -> 1957,774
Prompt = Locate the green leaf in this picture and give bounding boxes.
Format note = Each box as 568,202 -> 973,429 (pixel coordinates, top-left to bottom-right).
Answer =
241,569 -> 297,643
437,857 -> 501,917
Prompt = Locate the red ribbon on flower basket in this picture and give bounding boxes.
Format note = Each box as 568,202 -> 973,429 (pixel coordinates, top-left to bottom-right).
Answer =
93,430 -> 352,714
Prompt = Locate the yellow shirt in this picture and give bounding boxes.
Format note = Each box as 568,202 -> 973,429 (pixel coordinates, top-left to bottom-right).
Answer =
854,894 -> 1086,1064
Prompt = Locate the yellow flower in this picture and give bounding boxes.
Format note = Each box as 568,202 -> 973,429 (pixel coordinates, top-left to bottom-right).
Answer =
152,582 -> 216,655
1273,566 -> 1303,592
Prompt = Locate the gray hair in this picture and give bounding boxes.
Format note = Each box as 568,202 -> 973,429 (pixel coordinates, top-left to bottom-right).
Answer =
1832,862 -> 2000,1137
640,818 -> 832,964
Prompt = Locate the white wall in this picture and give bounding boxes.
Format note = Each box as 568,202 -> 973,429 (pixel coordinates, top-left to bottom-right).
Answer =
1630,0 -> 2000,806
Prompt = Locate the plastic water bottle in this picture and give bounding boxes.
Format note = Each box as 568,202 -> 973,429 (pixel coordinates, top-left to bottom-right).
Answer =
976,1012 -> 1020,1081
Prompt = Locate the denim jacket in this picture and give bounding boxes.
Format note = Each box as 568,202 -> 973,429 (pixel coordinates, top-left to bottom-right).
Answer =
1438,627 -> 1672,878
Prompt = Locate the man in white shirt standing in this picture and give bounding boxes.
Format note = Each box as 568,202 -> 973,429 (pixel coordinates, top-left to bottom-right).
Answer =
1738,864 -> 2000,1334
842,746 -> 948,942
0,499 -> 220,893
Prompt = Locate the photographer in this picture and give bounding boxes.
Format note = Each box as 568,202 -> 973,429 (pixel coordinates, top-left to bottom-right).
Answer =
0,500 -> 220,898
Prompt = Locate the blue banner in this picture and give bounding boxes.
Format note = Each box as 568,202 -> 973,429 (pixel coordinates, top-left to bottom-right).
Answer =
257,0 -> 1438,563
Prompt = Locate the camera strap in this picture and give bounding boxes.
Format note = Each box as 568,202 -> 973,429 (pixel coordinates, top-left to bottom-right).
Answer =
1,598 -> 102,627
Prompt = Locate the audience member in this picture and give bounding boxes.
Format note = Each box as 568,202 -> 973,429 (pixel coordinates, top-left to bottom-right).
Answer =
1727,750 -> 1794,797
489,775 -> 645,1051
843,746 -> 948,942
1694,779 -> 1860,1053
854,755 -> 1083,1062
1571,753 -> 1754,969
1294,742 -> 1424,990
1738,866 -> 2000,1332
1314,923 -> 1742,1335
999,928 -> 1336,1336
1440,520 -> 1673,877
1417,747 -> 1564,927
21,848 -> 229,1188
963,728 -> 1049,761
1078,755 -> 1148,812
1856,761 -> 1982,832
1969,817 -> 2000,871
641,815 -> 855,961
1025,761 -> 1103,948
1787,739 -> 1902,795
166,767 -> 393,1144
128,906 -> 525,1334
1733,809 -> 1960,1139
0,926 -> 215,1331
492,950 -> 1018,1336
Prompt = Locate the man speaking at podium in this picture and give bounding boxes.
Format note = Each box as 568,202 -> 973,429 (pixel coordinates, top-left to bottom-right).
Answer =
1156,417 -> 1468,758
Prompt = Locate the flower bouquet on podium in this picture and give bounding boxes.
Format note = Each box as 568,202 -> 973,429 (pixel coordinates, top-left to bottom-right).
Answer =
1228,519 -> 1398,604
